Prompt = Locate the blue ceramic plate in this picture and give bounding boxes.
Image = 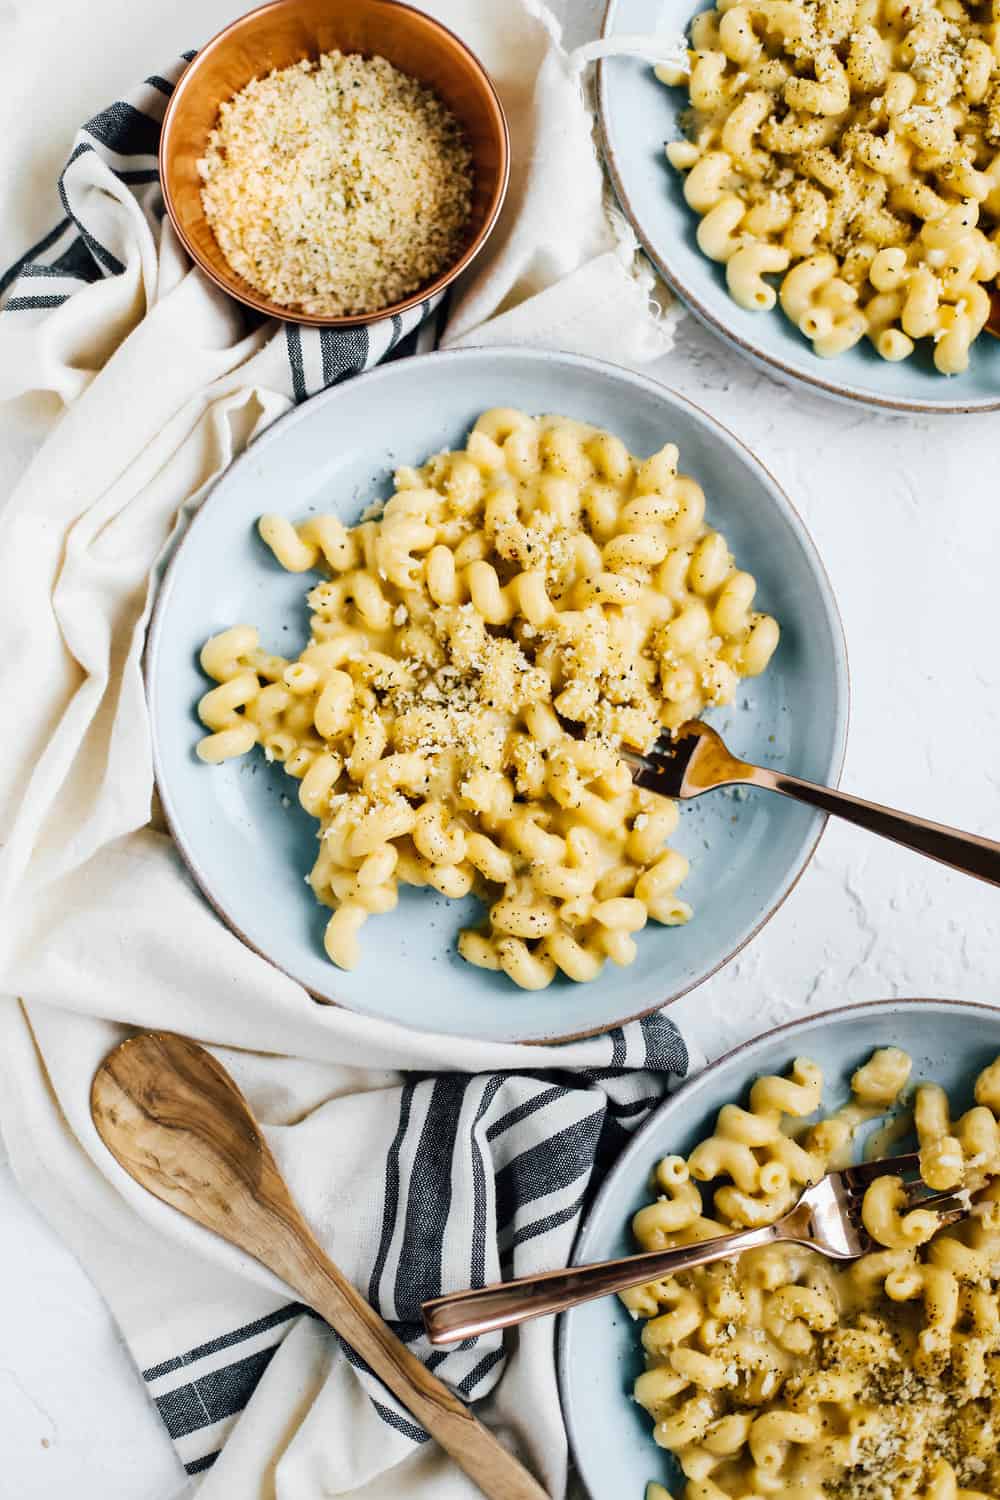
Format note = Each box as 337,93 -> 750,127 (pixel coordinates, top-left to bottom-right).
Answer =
558,997 -> 1000,1499
599,0 -> 1000,413
146,347 -> 848,1043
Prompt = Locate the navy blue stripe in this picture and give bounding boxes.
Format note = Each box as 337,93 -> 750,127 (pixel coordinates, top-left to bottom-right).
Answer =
639,1012 -> 689,1074
58,143 -> 126,275
117,168 -> 161,185
457,1346 -> 506,1396
319,327 -> 338,388
184,1452 -> 219,1476
368,1083 -> 414,1308
592,1113 -> 641,1186
500,1190 -> 589,1262
319,324 -> 370,386
154,1345 -> 279,1439
371,1398 -> 431,1443
387,325 -> 422,363
48,236 -> 96,282
425,293 -> 448,350
286,324 -> 307,402
607,1093 -> 661,1119
85,99 -> 162,156
425,1336 -> 476,1376
382,1318 -> 424,1344
4,294 -> 69,311
146,74 -> 176,97
494,1111 -> 604,1233
0,216 -> 71,297
485,1085 -> 566,1142
393,1076 -> 469,1317
340,324 -> 370,381
141,1303 -> 303,1381
20,264 -> 77,279
568,1019 -> 687,1084
338,1340 -> 431,1442
470,1075 -> 504,1290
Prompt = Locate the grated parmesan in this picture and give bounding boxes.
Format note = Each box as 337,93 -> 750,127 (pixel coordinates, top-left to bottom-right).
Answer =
198,50 -> 473,317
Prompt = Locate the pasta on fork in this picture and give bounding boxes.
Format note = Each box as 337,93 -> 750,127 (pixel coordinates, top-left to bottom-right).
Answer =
196,410 -> 779,989
627,1047 -> 1000,1499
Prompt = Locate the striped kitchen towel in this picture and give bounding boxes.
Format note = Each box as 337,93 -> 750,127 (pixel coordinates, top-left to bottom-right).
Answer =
0,41 -> 695,1496
0,54 -> 443,403
132,1013 -> 690,1480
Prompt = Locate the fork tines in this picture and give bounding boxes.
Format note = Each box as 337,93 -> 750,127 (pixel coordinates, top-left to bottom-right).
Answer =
902,1186 -> 974,1222
840,1152 -> 922,1193
840,1153 -> 974,1228
624,736 -> 696,797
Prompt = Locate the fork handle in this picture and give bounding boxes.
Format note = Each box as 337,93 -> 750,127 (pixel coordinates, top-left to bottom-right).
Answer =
746,767 -> 1000,886
422,1224 -> 779,1345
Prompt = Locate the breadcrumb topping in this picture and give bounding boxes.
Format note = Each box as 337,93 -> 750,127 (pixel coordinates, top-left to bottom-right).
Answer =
198,50 -> 473,317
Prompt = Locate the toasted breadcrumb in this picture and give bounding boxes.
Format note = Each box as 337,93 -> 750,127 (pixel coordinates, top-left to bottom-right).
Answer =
199,50 -> 473,317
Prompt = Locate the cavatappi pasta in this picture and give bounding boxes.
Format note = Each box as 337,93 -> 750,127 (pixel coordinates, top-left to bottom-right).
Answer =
196,410 -> 779,989
626,1048 -> 1000,1500
657,0 -> 1000,373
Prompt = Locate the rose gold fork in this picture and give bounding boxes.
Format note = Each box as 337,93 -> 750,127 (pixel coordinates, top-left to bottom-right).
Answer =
987,289 -> 1000,338
422,1153 -> 971,1345
624,720 -> 1000,885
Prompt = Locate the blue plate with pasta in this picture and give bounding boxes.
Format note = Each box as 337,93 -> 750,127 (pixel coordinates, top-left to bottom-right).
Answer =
146,346 -> 847,1043
599,0 -> 1000,413
558,997 -> 1000,1499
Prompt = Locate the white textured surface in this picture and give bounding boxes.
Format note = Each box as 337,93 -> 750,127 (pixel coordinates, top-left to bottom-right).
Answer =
2,0 -> 1000,1493
0,1141 -> 190,1499
4,315 -> 999,1497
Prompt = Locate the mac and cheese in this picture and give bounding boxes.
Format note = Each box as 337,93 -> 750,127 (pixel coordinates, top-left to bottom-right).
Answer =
626,1048 -> 1000,1499
657,0 -> 1000,372
195,410 -> 779,988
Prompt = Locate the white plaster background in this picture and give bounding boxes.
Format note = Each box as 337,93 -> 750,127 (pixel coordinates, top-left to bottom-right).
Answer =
1,0 -> 999,1495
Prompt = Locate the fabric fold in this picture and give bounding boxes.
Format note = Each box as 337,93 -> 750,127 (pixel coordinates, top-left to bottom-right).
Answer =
0,3 -> 690,1494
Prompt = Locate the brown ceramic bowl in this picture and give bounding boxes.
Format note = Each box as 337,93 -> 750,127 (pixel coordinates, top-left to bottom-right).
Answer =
159,0 -> 509,327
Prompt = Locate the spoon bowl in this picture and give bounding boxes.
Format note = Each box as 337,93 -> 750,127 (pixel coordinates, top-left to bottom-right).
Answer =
91,1031 -> 547,1500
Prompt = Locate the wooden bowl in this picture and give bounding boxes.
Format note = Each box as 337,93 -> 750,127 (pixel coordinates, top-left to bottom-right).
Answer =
159,0 -> 510,327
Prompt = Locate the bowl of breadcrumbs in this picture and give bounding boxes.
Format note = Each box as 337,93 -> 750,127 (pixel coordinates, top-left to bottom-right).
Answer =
160,0 -> 509,326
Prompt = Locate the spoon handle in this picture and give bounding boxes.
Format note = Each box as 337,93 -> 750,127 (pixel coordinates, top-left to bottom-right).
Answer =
265,1230 -> 548,1500
745,766 -> 1000,885
90,1033 -> 547,1500
248,1211 -> 549,1500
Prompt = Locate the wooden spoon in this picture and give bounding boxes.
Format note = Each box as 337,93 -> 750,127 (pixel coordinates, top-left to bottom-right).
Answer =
91,1031 -> 548,1500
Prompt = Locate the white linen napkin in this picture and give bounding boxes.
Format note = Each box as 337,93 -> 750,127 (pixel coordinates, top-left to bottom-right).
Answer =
0,3 -> 692,1495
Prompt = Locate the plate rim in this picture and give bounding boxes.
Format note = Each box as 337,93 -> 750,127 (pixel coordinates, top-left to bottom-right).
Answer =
145,343 -> 850,1044
597,0 -> 1000,416
556,994 -> 1000,1491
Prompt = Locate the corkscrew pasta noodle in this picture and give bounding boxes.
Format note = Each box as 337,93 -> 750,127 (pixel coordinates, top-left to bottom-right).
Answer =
657,0 -> 1000,373
196,410 -> 779,989
626,1048 -> 1000,1499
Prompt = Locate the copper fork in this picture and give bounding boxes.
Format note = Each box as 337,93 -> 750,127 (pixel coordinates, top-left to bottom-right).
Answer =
623,720 -> 1000,886
422,1153 -> 970,1345
988,289 -> 1000,338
